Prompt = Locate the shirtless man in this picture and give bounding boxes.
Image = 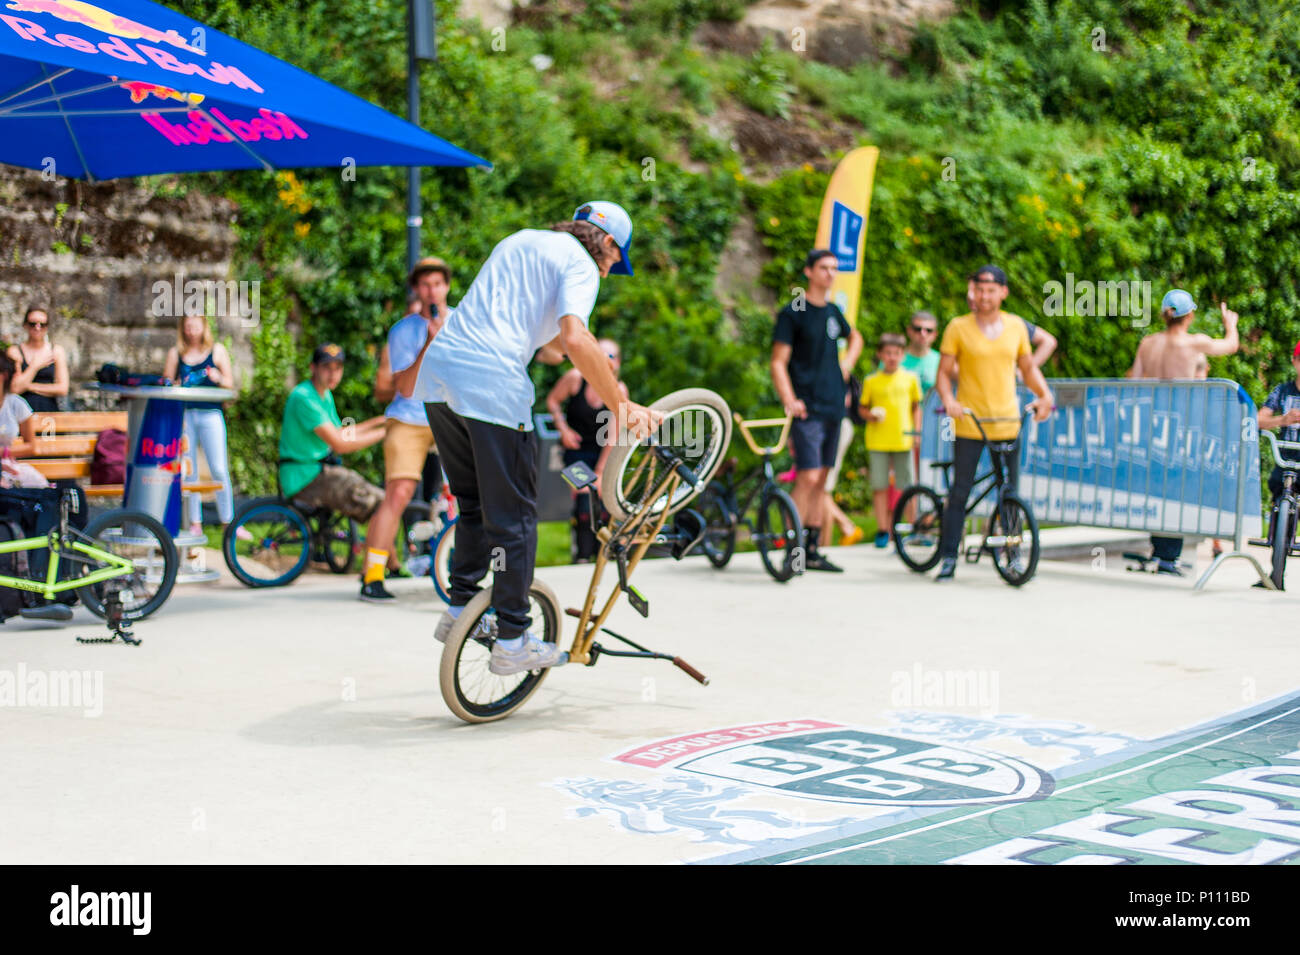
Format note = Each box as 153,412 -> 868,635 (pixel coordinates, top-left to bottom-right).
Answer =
1126,289 -> 1240,573
1127,290 -> 1238,380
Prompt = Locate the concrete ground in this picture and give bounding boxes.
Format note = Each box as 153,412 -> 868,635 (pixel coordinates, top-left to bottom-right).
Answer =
1,535 -> 1295,864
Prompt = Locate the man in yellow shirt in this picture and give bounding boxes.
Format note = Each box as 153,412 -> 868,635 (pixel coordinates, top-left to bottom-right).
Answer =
861,334 -> 922,547
934,265 -> 1054,581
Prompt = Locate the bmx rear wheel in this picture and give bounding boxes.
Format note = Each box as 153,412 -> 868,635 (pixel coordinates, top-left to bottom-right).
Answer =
601,388 -> 732,522
77,509 -> 178,621
432,520 -> 456,603
892,485 -> 944,573
755,487 -> 802,582
223,497 -> 311,588
439,580 -> 562,724
988,494 -> 1040,587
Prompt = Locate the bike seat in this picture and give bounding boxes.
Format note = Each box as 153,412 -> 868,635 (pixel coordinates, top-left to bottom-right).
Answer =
933,459 -> 953,471
21,603 -> 74,622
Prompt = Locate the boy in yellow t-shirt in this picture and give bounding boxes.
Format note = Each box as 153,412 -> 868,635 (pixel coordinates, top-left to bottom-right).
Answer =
861,334 -> 922,547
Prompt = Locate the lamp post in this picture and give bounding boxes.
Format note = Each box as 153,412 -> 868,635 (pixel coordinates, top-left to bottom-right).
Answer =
407,0 -> 438,274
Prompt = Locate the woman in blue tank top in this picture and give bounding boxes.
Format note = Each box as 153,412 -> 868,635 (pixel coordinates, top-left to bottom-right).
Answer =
164,312 -> 237,537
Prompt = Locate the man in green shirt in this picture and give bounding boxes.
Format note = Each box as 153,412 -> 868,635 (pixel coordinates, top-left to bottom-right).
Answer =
279,343 -> 387,520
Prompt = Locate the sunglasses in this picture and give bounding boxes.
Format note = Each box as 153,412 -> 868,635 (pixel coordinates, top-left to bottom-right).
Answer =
910,325 -> 935,334
25,320 -> 47,328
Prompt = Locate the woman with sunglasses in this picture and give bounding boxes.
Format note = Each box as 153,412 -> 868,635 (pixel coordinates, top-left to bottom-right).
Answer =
902,310 -> 941,396
545,338 -> 627,562
6,307 -> 69,415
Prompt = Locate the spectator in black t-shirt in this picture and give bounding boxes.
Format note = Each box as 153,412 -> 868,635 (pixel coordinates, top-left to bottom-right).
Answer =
771,248 -> 864,572
1260,341 -> 1300,503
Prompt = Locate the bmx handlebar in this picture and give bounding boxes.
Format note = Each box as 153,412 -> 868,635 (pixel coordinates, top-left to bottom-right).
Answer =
1262,429 -> 1300,470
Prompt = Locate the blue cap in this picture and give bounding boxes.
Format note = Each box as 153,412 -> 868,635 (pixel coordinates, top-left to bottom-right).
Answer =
1161,289 -> 1197,317
574,200 -> 634,276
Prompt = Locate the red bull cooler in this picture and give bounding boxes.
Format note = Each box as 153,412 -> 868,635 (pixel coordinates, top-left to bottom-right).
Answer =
124,398 -> 185,535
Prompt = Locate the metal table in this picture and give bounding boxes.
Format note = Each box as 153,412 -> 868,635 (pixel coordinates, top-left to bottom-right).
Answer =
96,383 -> 236,583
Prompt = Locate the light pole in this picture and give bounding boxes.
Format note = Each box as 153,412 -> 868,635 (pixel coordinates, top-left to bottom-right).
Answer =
407,0 -> 438,274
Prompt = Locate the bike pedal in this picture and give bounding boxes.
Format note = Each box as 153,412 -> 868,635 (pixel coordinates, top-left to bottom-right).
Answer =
625,585 -> 649,618
963,547 -> 981,563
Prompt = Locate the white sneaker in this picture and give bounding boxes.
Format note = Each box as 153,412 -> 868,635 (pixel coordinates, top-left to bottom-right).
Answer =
489,633 -> 568,675
435,610 -> 497,644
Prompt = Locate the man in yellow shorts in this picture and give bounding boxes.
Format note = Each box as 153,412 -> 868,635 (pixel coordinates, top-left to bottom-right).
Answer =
360,257 -> 450,602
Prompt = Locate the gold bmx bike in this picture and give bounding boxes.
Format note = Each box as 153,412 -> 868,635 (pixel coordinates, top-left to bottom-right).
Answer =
438,388 -> 732,723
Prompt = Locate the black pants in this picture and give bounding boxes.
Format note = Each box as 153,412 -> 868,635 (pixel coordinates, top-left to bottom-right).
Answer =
939,437 -> 1019,559
424,403 -> 538,641
1150,535 -> 1183,562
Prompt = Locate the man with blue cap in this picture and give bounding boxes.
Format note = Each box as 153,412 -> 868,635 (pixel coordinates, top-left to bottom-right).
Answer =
406,201 -> 661,675
1127,289 -> 1240,573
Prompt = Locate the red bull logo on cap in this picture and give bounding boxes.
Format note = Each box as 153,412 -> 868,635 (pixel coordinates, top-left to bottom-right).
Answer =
2,0 -> 265,94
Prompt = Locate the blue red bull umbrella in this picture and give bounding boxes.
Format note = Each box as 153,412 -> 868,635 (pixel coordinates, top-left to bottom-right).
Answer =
0,0 -> 489,180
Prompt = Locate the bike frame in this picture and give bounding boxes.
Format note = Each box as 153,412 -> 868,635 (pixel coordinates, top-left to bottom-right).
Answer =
934,411 -> 1033,560
723,414 -> 792,528
568,447 -> 687,666
1262,431 -> 1300,554
0,530 -> 134,600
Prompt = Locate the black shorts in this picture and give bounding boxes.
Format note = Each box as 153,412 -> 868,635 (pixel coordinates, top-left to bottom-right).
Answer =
789,414 -> 842,471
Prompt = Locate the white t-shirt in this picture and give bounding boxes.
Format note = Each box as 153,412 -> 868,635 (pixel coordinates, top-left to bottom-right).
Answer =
412,229 -> 600,430
385,312 -> 434,426
0,392 -> 32,448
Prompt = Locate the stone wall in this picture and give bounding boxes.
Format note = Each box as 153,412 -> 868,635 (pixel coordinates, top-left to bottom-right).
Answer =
0,166 -> 249,408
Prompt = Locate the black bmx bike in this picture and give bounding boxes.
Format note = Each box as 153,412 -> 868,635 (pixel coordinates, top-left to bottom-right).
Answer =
891,408 -> 1041,587
222,494 -> 359,587
695,414 -> 804,582
1255,430 -> 1300,590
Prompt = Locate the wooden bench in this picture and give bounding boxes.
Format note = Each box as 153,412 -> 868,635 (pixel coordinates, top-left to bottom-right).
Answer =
17,411 -> 223,502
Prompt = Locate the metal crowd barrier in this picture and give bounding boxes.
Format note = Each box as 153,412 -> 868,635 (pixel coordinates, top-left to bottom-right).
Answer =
918,379 -> 1269,590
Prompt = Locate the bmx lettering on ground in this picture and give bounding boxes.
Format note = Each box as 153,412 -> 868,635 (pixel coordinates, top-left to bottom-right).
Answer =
1,540 -> 1294,864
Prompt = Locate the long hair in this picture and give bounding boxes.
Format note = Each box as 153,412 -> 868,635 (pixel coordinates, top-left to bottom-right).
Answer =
176,312 -> 214,354
551,221 -> 611,264
0,353 -> 14,396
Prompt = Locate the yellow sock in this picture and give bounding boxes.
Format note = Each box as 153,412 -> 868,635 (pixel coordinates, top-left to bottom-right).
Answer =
363,549 -> 388,584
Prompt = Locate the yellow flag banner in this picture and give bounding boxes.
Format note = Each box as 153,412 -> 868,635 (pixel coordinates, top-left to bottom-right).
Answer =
813,146 -> 879,325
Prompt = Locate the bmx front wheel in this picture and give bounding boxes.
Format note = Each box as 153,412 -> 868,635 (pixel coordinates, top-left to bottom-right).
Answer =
988,493 -> 1040,587
756,487 -> 802,582
892,485 -> 944,573
698,481 -> 736,569
1271,497 -> 1293,590
223,497 -> 310,587
77,509 -> 179,621
439,580 -> 563,724
601,388 -> 732,522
